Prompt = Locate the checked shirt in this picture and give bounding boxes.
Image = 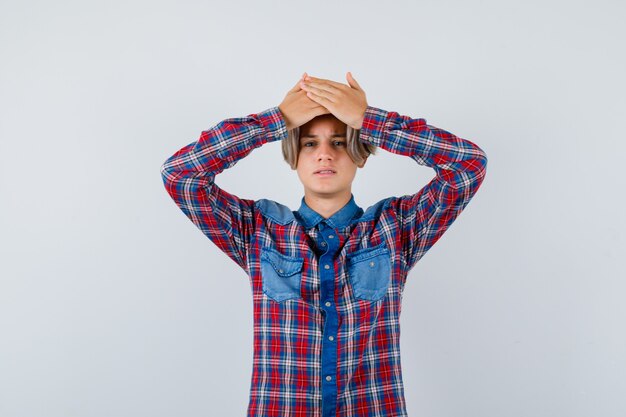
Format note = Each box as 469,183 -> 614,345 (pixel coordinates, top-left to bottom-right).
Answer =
160,104 -> 488,416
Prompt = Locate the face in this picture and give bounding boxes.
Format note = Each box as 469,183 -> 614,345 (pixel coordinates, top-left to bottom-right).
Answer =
296,115 -> 366,201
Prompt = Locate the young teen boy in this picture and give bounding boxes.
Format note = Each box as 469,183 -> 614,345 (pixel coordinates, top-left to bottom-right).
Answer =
160,72 -> 488,417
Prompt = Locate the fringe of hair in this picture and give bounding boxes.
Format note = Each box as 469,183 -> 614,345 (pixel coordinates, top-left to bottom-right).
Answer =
281,123 -> 377,170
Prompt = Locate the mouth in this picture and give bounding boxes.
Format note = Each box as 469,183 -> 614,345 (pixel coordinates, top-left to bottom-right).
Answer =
314,169 -> 337,176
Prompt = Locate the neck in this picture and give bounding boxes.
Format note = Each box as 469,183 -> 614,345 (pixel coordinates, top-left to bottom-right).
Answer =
304,191 -> 352,219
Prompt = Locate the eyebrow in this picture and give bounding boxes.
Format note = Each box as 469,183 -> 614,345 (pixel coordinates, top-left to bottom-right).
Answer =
300,133 -> 347,139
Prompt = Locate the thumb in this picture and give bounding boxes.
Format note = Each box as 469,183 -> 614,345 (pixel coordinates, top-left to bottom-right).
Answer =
346,71 -> 361,90
289,74 -> 305,93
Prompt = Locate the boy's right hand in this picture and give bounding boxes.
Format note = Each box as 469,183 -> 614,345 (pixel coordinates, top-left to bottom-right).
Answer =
278,72 -> 330,130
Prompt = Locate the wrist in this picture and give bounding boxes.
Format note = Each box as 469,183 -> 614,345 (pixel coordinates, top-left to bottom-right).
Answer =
351,107 -> 367,130
277,105 -> 294,130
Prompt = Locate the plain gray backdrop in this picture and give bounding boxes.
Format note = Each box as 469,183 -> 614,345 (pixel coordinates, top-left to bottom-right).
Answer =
1,0 -> 624,416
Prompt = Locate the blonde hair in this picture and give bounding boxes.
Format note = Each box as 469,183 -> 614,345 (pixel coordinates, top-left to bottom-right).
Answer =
281,115 -> 377,170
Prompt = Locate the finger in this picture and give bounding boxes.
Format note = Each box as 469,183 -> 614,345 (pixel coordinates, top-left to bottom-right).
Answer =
289,75 -> 306,93
289,80 -> 302,93
314,105 -> 331,116
305,90 -> 334,108
302,79 -> 342,95
346,71 -> 361,91
289,73 -> 308,93
301,82 -> 338,103
308,100 -> 330,112
304,75 -> 347,90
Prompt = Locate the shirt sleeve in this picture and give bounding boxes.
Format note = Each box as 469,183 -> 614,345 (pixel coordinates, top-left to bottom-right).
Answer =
160,106 -> 288,274
358,105 -> 488,274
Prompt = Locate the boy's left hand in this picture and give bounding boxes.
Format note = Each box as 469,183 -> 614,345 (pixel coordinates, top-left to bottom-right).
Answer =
300,72 -> 368,130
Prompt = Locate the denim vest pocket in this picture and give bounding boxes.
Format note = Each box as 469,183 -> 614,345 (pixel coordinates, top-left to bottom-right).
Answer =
261,247 -> 304,303
347,243 -> 391,301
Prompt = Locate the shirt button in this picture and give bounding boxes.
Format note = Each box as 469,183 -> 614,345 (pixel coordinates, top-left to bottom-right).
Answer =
278,268 -> 284,273
321,242 -> 327,246
328,335 -> 334,341
325,375 -> 332,382
325,301 -> 331,307
369,261 -> 375,267
328,234 -> 334,239
324,264 -> 330,269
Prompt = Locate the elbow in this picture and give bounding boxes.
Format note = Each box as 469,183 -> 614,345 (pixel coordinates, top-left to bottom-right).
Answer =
160,161 -> 178,196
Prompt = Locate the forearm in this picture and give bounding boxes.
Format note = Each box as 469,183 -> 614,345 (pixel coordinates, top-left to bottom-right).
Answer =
159,106 -> 287,272
358,105 -> 488,194
160,106 -> 287,183
361,105 -> 488,271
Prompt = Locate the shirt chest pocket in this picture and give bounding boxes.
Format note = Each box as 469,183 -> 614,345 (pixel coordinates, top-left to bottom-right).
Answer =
261,248 -> 304,303
346,243 -> 392,302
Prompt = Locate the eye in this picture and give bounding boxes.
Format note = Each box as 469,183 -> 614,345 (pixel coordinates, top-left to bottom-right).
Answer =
303,142 -> 314,147
334,141 -> 346,146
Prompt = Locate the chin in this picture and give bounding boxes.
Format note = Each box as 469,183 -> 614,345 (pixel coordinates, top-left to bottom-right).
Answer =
312,187 -> 345,196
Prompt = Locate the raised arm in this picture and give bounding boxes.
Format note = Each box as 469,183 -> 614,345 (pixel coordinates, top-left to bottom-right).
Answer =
160,75 -> 330,273
359,106 -> 488,273
300,72 -> 488,274
160,108 -> 285,273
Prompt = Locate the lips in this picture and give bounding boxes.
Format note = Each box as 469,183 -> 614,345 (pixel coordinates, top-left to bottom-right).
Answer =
314,168 -> 336,174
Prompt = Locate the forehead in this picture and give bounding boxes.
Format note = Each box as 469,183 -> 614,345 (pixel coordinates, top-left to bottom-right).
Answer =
299,115 -> 346,138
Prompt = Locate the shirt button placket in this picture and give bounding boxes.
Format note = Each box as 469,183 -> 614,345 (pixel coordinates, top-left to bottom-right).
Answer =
318,222 -> 339,417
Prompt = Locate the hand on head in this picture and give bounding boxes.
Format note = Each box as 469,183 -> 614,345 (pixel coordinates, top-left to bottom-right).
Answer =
279,72 -> 368,130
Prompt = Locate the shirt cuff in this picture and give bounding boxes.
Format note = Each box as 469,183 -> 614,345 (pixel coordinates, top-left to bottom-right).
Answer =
258,106 -> 288,142
358,105 -> 389,146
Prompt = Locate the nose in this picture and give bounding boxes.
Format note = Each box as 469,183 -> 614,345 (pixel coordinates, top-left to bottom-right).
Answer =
316,141 -> 335,161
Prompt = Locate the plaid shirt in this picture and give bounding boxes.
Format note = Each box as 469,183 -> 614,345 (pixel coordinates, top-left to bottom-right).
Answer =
160,104 -> 488,417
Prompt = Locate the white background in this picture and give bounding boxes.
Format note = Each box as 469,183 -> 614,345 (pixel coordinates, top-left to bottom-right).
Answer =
1,0 -> 624,416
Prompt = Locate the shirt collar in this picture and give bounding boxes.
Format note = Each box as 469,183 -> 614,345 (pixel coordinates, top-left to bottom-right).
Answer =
296,193 -> 363,229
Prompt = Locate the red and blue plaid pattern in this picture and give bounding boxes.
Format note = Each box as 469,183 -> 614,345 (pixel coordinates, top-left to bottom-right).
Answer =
161,105 -> 488,416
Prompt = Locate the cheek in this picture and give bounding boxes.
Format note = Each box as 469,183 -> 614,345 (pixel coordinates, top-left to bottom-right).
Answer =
344,163 -> 359,178
295,158 -> 308,177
